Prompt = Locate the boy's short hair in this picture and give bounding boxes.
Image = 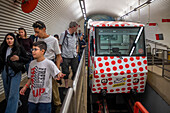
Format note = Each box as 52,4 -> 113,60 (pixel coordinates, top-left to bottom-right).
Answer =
54,34 -> 59,38
32,21 -> 46,29
69,21 -> 78,28
33,41 -> 47,54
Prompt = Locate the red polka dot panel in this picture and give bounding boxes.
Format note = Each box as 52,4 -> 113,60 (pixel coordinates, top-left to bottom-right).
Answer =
124,58 -> 128,62
99,63 -> 103,67
89,56 -> 147,93
105,62 -> 109,66
95,57 -> 147,74
104,56 -> 108,60
90,74 -> 147,93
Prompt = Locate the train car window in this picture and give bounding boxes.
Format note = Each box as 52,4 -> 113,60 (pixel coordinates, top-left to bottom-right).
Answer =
95,27 -> 146,56
90,36 -> 94,56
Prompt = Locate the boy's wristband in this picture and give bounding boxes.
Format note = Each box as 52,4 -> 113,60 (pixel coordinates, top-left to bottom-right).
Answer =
25,84 -> 29,88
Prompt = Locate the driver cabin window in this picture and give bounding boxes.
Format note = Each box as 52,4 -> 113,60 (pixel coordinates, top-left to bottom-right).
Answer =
95,27 -> 145,56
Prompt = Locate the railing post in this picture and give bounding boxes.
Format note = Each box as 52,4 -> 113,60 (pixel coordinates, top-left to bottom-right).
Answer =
162,50 -> 165,78
73,49 -> 85,113
152,48 -> 155,65
155,43 -> 156,55
134,101 -> 149,113
73,86 -> 77,113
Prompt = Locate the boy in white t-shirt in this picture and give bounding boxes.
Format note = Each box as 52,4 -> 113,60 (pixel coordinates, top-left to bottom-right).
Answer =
20,41 -> 65,113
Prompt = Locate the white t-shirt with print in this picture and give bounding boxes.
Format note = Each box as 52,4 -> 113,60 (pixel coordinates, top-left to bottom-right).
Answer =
28,58 -> 60,103
38,35 -> 61,60
5,47 -> 12,61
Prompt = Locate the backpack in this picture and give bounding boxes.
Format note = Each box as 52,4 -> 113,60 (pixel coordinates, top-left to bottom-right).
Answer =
61,30 -> 79,53
62,30 -> 68,47
61,30 -> 68,52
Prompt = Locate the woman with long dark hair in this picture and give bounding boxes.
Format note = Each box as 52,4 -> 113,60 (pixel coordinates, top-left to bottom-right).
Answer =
0,33 -> 30,113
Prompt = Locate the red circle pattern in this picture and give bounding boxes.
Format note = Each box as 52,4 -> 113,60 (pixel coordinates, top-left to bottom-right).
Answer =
90,56 -> 147,93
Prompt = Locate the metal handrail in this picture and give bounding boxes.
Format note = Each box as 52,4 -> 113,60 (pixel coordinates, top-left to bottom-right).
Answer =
73,49 -> 85,113
134,101 -> 149,113
60,49 -> 86,113
146,39 -> 169,49
151,48 -> 170,80
60,88 -> 74,113
73,49 -> 85,90
146,36 -> 170,80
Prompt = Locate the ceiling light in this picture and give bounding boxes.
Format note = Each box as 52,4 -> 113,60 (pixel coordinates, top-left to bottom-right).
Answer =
82,9 -> 85,14
84,14 -> 86,18
79,0 -> 86,20
81,1 -> 84,9
119,0 -> 156,19
148,0 -> 155,3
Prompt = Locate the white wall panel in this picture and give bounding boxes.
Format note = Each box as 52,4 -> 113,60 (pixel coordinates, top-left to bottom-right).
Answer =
0,0 -> 83,95
0,0 -> 83,45
125,0 -> 170,48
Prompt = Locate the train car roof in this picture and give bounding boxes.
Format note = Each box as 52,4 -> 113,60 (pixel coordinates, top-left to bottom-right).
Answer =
89,21 -> 145,27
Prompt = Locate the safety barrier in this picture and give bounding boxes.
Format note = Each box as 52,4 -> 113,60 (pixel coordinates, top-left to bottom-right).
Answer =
60,49 -> 86,113
146,39 -> 170,80
134,101 -> 149,113
151,48 -> 170,80
146,39 -> 169,51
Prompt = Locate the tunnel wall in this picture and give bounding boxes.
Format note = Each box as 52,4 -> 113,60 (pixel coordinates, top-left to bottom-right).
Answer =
0,0 -> 84,44
124,0 -> 170,48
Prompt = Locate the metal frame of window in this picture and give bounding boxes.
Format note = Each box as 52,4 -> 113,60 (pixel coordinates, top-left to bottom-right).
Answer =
95,27 -> 146,56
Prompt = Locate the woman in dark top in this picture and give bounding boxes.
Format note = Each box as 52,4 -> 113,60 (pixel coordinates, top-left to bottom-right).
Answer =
0,33 -> 30,113
17,28 -> 33,73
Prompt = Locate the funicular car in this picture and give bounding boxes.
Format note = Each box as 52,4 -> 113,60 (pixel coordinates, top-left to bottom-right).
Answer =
88,21 -> 148,94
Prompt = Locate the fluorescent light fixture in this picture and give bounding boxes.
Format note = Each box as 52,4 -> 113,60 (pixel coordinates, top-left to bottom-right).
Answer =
84,17 -> 87,20
120,0 -> 155,19
80,0 -> 86,20
149,0 -> 155,3
82,8 -> 85,14
137,3 -> 148,10
84,14 -> 86,18
81,1 -> 84,8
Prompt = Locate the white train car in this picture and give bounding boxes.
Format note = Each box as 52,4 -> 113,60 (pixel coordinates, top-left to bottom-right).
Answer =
88,21 -> 147,94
